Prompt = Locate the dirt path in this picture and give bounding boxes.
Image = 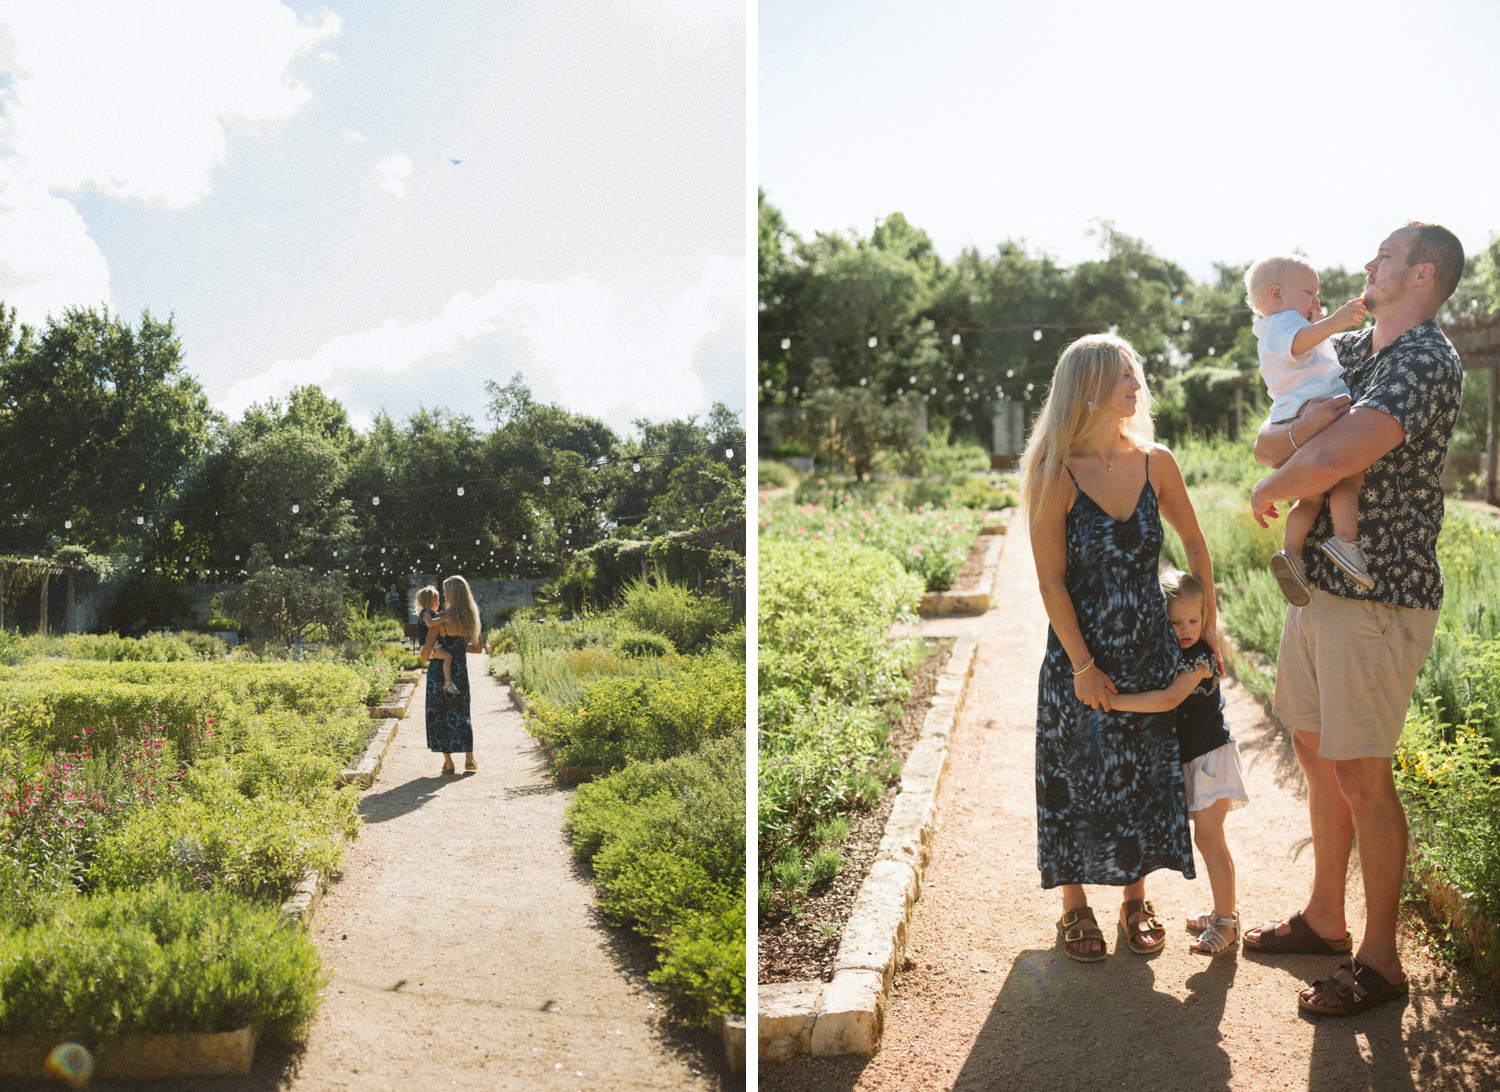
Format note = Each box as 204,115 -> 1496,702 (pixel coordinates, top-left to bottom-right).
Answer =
157,655 -> 730,1092
765,522 -> 1500,1092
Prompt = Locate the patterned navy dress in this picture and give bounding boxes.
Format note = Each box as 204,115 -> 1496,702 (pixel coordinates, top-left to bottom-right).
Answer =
425,633 -> 474,754
1035,453 -> 1195,888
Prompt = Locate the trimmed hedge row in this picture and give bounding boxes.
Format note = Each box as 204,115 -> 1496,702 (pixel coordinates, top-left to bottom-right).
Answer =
0,661 -> 373,763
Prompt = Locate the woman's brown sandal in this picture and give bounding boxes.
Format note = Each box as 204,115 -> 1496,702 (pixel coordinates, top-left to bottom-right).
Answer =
1056,906 -> 1107,962
1121,898 -> 1166,954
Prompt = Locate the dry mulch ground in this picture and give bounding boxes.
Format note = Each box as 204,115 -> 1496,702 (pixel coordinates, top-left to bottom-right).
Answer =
948,534 -> 990,590
758,639 -> 953,984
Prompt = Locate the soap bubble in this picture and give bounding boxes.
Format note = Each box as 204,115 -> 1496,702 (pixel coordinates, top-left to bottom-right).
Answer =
45,1043 -> 93,1087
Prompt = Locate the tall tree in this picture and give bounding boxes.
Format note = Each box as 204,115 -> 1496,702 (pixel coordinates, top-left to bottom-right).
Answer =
0,306 -> 214,555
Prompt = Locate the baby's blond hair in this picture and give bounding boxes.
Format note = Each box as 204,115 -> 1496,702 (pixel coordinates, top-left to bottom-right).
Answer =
1243,255 -> 1317,317
1161,568 -> 1207,612
415,585 -> 440,611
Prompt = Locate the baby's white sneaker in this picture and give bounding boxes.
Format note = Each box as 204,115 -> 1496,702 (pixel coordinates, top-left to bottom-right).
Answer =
1319,537 -> 1375,591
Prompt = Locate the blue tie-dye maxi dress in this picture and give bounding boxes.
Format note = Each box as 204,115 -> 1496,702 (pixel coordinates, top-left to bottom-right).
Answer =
425,633 -> 474,754
1035,456 -> 1195,888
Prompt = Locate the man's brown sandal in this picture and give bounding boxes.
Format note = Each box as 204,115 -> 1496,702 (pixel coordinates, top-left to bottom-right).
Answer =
1056,906 -> 1107,962
1121,898 -> 1166,954
1298,957 -> 1409,1016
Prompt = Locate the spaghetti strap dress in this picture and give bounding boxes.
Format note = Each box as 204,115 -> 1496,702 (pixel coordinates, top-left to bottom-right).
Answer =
425,633 -> 473,754
1034,450 -> 1195,888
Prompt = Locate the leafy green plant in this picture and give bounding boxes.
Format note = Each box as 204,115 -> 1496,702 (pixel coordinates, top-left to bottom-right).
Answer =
762,496 -> 981,591
89,761 -> 359,902
563,733 -> 745,1022
616,580 -> 732,653
0,881 -> 324,1045
614,628 -> 675,658
526,657 -> 744,771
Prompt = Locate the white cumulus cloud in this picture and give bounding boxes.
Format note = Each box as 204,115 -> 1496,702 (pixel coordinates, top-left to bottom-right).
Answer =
217,258 -> 745,432
373,152 -> 414,197
0,1 -> 339,326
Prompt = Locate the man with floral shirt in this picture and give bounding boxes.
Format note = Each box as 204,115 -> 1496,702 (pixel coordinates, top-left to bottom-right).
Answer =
1245,222 -> 1465,1015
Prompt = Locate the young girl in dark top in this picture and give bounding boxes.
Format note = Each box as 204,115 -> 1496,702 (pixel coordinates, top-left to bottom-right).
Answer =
414,585 -> 460,694
1111,569 -> 1249,954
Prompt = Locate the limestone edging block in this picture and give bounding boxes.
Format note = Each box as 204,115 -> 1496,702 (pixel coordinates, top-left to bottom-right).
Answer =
0,1027 -> 257,1080
810,970 -> 886,1056
919,530 -> 1007,616
338,717 -> 400,789
759,982 -> 823,1061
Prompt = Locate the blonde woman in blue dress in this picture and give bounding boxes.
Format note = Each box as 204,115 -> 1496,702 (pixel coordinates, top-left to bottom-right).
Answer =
420,575 -> 485,775
1021,333 -> 1220,961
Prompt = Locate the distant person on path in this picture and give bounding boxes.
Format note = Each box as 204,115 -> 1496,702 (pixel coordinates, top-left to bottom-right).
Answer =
1110,570 -> 1248,955
420,575 -> 485,775
1021,333 -> 1219,962
1242,256 -> 1373,599
386,583 -> 402,619
1248,222 -> 1465,1016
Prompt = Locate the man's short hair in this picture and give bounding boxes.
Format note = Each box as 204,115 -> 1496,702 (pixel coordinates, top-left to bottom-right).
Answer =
1403,221 -> 1465,303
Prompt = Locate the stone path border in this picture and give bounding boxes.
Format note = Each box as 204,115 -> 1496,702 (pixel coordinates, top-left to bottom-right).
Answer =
919,510 -> 1012,616
759,634 -> 979,1061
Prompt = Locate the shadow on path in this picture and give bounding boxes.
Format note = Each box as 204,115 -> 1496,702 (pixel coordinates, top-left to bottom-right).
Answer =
949,948 -> 1234,1091
358,773 -> 462,824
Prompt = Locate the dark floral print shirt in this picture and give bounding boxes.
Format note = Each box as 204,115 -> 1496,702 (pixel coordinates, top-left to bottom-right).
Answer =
1303,319 -> 1463,610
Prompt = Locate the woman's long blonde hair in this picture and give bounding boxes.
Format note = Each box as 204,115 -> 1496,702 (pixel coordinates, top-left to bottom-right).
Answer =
1019,333 -> 1156,528
442,575 -> 481,642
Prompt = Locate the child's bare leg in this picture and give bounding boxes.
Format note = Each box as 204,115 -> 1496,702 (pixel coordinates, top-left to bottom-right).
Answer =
1190,798 -> 1237,949
1284,495 -> 1323,558
431,646 -> 457,691
1328,470 -> 1366,544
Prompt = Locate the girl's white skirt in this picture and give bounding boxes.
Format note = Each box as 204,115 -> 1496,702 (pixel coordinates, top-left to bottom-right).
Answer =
1183,740 -> 1250,813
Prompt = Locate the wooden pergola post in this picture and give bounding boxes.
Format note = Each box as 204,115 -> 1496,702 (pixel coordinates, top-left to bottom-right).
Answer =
65,570 -> 76,634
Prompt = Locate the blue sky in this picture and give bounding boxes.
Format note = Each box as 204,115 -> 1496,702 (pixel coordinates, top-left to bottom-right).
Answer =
761,0 -> 1500,282
0,1 -> 745,432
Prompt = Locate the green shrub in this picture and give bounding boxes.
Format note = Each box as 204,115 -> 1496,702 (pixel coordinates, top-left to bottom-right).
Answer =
564,733 -> 745,1021
758,540 -> 922,701
763,496 -> 981,591
615,629 -> 675,658
758,460 -> 796,488
0,881 -> 324,1045
0,661 -> 371,761
514,644 -> 679,708
89,762 -> 359,902
527,657 -> 744,770
617,581 -> 732,653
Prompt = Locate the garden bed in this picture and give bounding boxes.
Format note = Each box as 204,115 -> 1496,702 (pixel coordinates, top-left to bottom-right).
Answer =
0,638 -> 406,1076
759,639 -> 950,984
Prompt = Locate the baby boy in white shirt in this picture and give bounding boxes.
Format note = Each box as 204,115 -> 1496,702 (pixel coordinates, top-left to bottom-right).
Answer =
1244,255 -> 1371,603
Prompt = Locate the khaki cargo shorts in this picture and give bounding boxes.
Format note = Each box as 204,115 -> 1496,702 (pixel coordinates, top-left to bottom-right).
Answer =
1272,588 -> 1438,761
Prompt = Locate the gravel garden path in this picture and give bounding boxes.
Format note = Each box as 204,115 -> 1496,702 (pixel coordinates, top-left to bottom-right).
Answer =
764,521 -> 1500,1092
150,654 -> 728,1092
